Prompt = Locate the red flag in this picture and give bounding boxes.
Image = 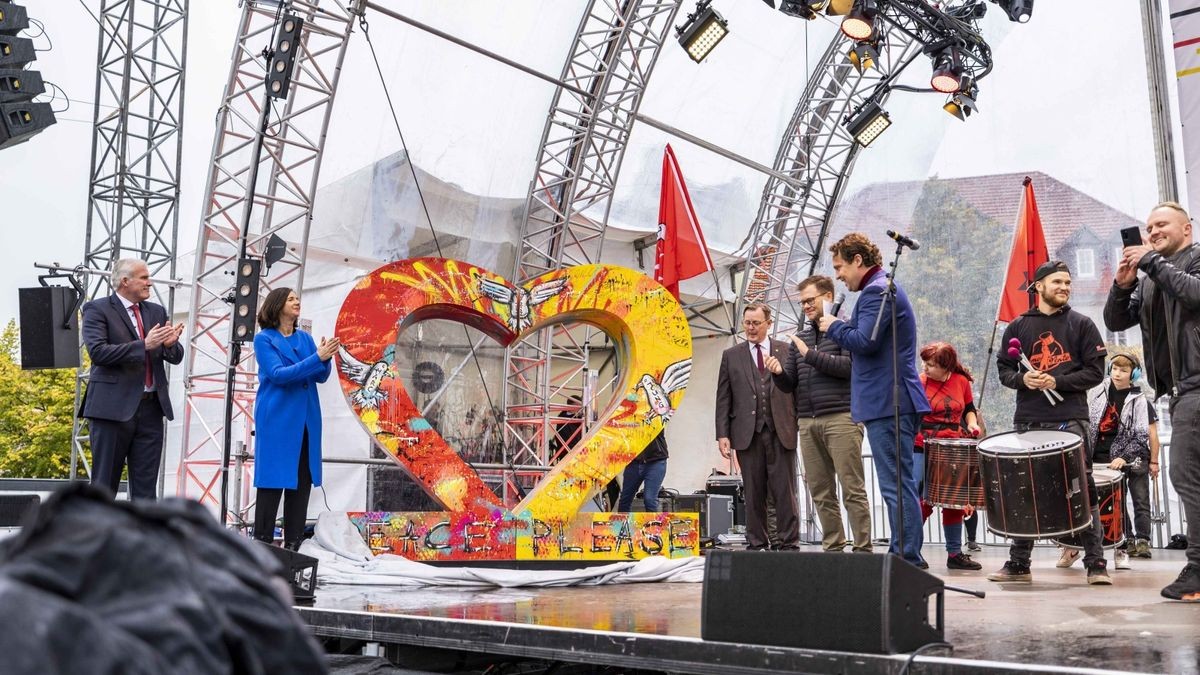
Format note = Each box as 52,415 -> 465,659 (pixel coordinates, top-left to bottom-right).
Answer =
997,176 -> 1049,323
655,144 -> 713,299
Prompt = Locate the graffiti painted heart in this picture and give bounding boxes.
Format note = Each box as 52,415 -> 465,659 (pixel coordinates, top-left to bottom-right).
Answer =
335,258 -> 696,561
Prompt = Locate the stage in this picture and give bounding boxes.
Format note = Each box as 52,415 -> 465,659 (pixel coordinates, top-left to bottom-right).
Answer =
297,544 -> 1200,674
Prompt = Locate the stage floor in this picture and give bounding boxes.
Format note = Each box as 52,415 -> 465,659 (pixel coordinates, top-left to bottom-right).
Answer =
299,544 -> 1200,674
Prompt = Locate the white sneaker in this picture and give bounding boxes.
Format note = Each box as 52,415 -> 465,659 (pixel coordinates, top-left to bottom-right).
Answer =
1115,548 -> 1131,570
1056,547 -> 1080,568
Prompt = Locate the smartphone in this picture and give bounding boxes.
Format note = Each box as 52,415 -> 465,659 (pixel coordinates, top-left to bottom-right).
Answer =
1120,226 -> 1144,249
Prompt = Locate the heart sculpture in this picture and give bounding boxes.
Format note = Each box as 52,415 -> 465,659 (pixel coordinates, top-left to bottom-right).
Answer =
335,258 -> 697,561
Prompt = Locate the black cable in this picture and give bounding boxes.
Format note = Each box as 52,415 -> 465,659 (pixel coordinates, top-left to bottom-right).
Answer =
899,641 -> 953,675
359,14 -> 506,481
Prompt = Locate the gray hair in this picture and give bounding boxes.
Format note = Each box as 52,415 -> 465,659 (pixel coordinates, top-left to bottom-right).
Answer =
110,259 -> 145,288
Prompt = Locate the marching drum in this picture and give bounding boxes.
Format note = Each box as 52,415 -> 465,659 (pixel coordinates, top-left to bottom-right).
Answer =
977,430 -> 1092,539
924,437 -> 986,509
1054,466 -> 1126,550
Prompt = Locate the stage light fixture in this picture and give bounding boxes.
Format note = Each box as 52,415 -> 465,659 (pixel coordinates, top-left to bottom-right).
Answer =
929,47 -> 962,93
840,0 -> 878,41
231,258 -> 261,343
763,0 -> 820,20
265,13 -> 303,100
848,40 -> 879,74
990,0 -> 1033,23
677,0 -> 729,63
943,77 -> 978,121
845,99 -> 891,147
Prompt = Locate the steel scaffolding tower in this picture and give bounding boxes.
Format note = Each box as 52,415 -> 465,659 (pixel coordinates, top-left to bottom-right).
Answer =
71,0 -> 189,483
178,0 -> 354,511
499,0 -> 682,503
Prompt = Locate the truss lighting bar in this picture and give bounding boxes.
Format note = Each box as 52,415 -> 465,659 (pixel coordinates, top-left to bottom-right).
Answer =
846,99 -> 891,147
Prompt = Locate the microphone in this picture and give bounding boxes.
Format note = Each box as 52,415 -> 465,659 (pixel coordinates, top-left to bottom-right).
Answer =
885,230 -> 921,251
830,292 -> 846,318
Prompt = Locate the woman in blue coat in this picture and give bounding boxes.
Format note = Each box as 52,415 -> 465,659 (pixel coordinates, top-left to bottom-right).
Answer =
252,287 -> 337,548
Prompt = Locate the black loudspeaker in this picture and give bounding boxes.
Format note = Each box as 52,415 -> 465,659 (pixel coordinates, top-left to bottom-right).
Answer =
701,551 -> 945,654
255,541 -> 319,604
0,493 -> 39,527
18,286 -> 80,370
0,100 -> 55,149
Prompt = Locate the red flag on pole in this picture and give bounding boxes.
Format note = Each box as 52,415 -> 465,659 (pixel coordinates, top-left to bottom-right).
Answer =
996,176 -> 1049,323
655,144 -> 714,300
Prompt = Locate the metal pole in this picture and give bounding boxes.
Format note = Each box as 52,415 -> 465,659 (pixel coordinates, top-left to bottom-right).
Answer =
1140,0 -> 1180,202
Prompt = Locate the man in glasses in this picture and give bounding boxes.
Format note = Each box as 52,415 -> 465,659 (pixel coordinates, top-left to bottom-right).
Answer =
716,303 -> 801,550
765,275 -> 870,553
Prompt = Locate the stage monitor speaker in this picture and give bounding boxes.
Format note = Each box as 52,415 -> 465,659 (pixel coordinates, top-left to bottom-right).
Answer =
255,541 -> 319,604
701,550 -> 945,654
18,286 -> 80,370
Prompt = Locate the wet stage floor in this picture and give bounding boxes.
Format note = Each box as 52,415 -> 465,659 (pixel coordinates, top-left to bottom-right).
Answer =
301,545 -> 1200,674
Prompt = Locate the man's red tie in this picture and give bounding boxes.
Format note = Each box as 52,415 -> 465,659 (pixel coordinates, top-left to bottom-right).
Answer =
756,343 -> 765,373
131,304 -> 153,389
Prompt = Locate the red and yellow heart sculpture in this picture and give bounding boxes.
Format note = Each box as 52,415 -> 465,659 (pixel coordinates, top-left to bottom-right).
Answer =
335,258 -> 697,561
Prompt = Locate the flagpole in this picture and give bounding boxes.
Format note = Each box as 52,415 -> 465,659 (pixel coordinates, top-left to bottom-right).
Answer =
979,177 -> 1029,418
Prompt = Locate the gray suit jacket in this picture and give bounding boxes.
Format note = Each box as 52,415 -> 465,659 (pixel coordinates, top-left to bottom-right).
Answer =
715,339 -> 798,451
81,294 -> 183,422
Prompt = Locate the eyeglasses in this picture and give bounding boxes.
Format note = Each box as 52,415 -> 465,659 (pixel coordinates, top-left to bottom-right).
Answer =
742,319 -> 767,327
798,296 -> 822,307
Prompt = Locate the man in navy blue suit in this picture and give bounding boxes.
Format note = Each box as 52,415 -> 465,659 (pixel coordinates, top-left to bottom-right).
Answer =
81,259 -> 184,500
819,233 -> 930,567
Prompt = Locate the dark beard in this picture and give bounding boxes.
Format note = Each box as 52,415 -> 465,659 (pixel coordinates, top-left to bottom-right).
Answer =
1040,290 -> 1068,308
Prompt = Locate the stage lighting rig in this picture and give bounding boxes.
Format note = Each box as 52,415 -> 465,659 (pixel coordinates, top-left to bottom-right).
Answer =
677,0 -> 729,63
848,39 -> 880,74
943,76 -> 978,120
763,0 -> 823,20
845,98 -> 891,147
989,0 -> 1033,23
841,0 -> 878,40
929,45 -> 963,93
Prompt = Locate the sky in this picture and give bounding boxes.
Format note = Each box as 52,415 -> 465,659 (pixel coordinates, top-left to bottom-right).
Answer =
0,1 -> 1184,327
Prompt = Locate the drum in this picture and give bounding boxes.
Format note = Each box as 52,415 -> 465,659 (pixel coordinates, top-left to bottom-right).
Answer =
924,437 -> 985,508
977,430 -> 1091,539
1054,467 -> 1126,550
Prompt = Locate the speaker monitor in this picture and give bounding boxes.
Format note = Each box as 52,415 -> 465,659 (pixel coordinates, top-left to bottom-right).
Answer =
255,541 -> 319,604
18,286 -> 80,370
674,494 -> 733,539
702,550 -> 945,654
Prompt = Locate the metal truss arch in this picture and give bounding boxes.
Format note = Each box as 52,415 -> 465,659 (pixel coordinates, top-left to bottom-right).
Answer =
178,0 -> 354,509
501,0 -> 682,502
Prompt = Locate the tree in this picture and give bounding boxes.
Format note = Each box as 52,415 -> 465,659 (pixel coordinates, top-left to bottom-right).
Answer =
0,320 -> 84,478
904,181 -> 1016,432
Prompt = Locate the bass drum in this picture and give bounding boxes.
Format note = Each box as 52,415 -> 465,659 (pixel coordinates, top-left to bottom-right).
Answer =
977,429 -> 1091,539
1054,466 -> 1126,550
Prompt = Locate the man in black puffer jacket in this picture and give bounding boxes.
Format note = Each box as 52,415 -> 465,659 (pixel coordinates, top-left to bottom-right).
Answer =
766,274 -> 871,552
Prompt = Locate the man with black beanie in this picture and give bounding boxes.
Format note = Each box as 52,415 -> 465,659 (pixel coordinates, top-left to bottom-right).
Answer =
989,260 -> 1110,585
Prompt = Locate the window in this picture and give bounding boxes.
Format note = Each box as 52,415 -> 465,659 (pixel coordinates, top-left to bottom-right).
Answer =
1076,248 -> 1096,279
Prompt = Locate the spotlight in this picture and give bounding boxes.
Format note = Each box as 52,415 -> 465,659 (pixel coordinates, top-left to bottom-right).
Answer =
990,0 -> 1033,23
231,258 -> 261,343
763,0 -> 819,20
847,40 -> 879,74
845,99 -> 891,147
929,47 -> 962,93
943,77 -> 978,121
265,13 -> 303,100
677,1 -> 729,63
841,0 -> 878,41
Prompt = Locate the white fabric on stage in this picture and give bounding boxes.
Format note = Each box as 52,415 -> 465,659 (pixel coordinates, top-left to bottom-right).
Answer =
300,511 -> 705,588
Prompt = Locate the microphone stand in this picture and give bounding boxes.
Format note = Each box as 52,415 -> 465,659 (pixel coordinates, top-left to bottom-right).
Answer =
871,242 -> 908,565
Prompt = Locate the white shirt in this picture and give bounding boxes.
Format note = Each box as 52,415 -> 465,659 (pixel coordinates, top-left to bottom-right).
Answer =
117,294 -> 154,391
747,339 -> 768,361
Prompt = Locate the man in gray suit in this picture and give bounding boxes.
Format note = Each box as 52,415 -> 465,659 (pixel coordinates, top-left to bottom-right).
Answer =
716,302 -> 800,550
81,259 -> 184,500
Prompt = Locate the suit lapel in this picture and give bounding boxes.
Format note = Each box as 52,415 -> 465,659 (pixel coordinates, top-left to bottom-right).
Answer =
269,330 -> 301,365
109,295 -> 140,341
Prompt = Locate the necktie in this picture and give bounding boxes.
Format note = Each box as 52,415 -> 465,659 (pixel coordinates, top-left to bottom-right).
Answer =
131,304 -> 153,389
756,343 -> 765,373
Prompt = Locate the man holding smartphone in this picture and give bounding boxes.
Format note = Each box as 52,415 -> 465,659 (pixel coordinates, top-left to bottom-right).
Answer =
1105,201 -> 1200,602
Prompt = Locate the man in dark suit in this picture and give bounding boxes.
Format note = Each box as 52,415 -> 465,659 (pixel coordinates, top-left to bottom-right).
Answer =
82,259 -> 184,500
819,233 -> 930,567
715,302 -> 800,550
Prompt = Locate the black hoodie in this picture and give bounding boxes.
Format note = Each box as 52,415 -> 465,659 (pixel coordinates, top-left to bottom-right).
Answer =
997,304 -> 1107,423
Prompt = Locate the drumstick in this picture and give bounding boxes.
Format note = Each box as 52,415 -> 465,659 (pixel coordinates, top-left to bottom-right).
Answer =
1007,339 -> 1065,402
1008,347 -> 1058,406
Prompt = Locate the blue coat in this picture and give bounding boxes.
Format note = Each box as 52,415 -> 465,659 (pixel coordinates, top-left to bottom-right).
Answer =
826,270 -> 931,423
253,328 -> 331,488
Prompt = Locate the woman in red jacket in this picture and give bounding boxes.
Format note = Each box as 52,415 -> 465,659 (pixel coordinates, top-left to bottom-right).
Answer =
915,342 -> 983,571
